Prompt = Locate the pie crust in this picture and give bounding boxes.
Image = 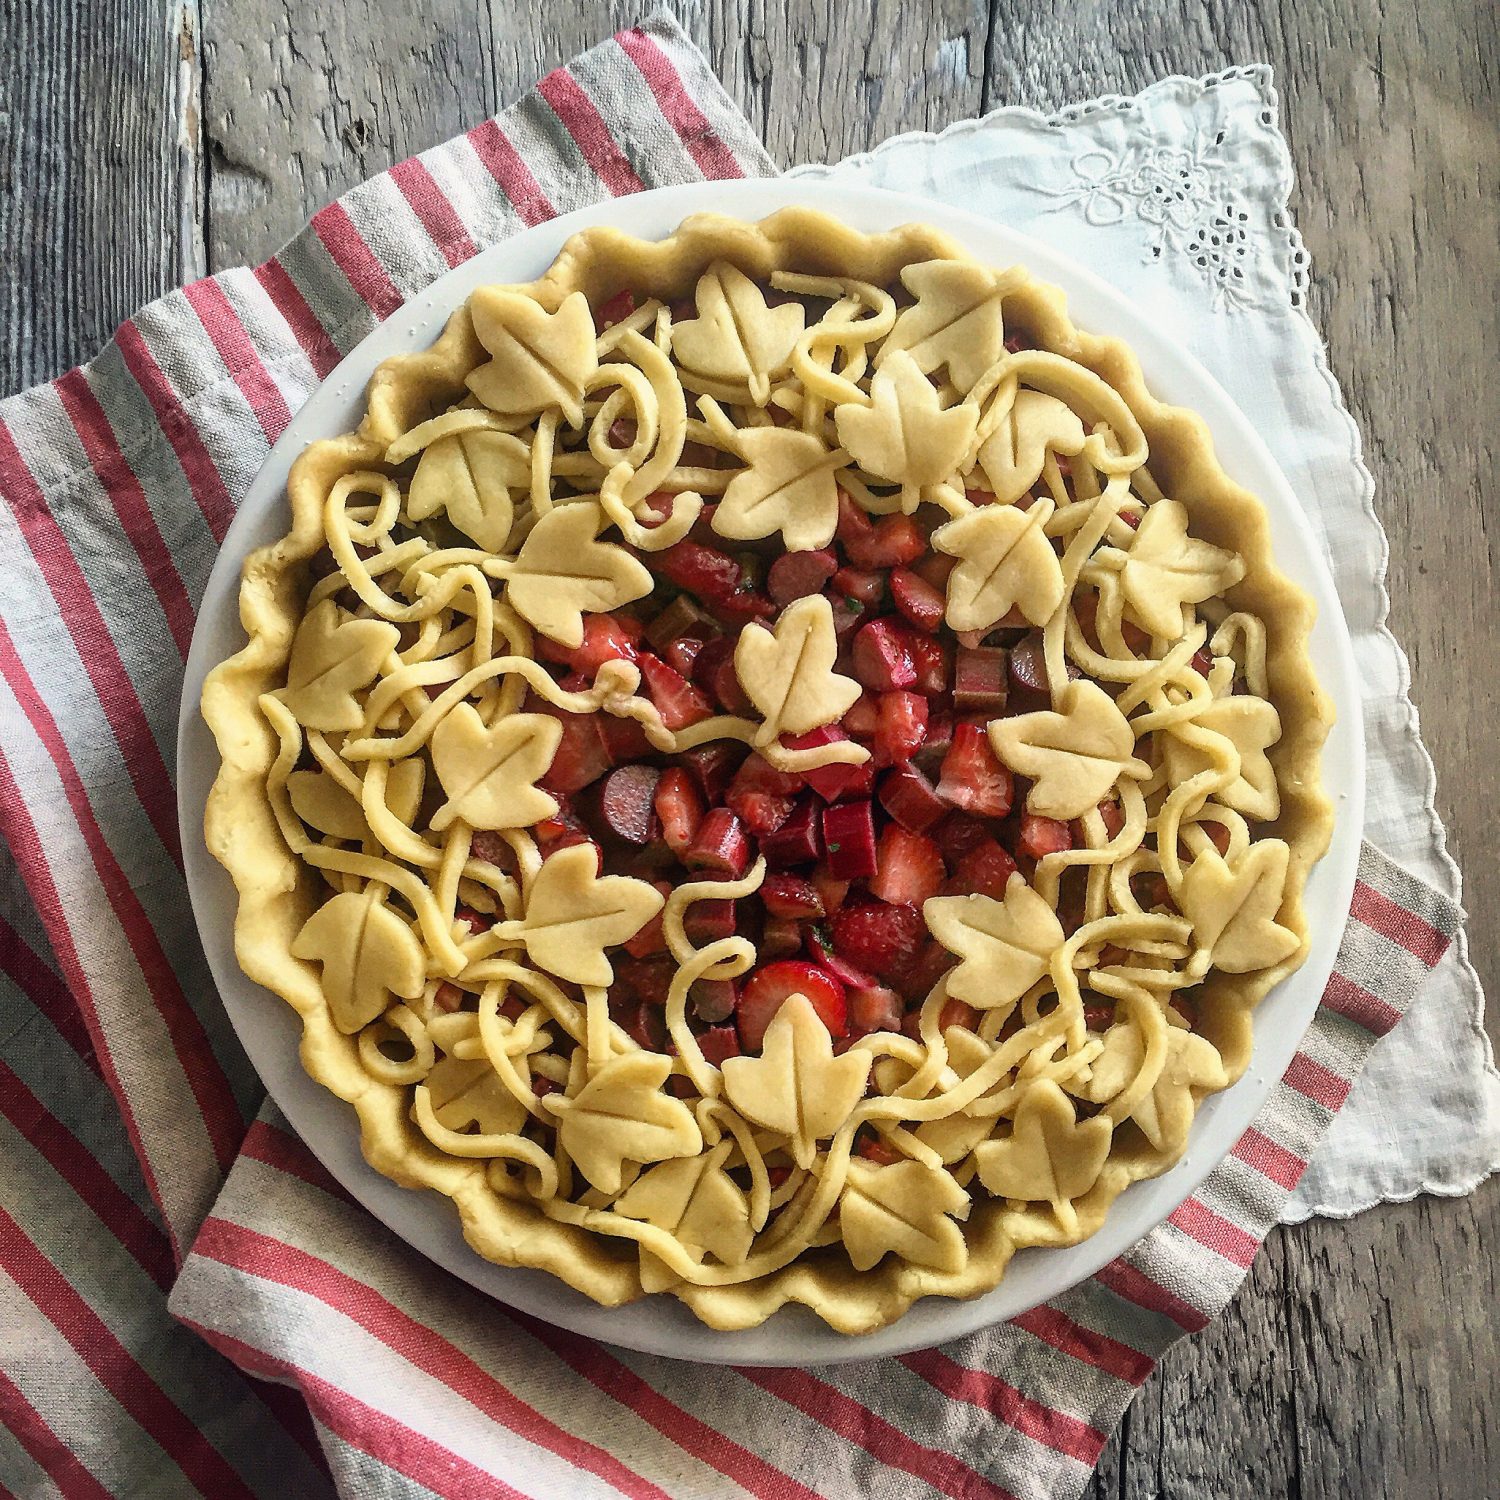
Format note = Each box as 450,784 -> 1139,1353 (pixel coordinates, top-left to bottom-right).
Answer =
202,208 -> 1334,1333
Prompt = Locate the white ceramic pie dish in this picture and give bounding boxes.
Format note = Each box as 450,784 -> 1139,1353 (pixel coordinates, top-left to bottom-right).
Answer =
177,178 -> 1363,1365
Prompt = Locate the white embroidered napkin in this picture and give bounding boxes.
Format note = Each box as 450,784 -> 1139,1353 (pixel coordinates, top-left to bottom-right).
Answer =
791,66 -> 1498,1219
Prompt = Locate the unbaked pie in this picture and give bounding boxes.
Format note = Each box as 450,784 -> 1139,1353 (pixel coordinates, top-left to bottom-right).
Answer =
203,209 -> 1333,1333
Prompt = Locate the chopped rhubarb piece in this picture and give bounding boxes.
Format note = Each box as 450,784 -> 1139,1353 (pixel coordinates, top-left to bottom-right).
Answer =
911,551 -> 958,591
690,979 -> 737,1023
433,981 -> 465,1014
608,416 -> 639,450
690,636 -> 753,715
879,763 -> 948,834
737,960 -> 847,1051
953,646 -> 1009,715
697,1023 -> 742,1067
894,939 -> 954,1004
1077,799 -> 1127,845
933,811 -> 989,863
540,712 -> 611,794
1083,1003 -> 1116,1033
767,548 -> 838,605
596,713 -> 652,763
868,826 -> 945,907
1019,812 -> 1074,858
856,1134 -> 903,1164
937,723 -> 1013,818
453,905 -> 493,935
821,799 -> 878,880
613,955 -> 674,1007
679,742 -> 741,803
915,708 -> 954,775
938,997 -> 980,1032
828,900 -> 926,979
623,880 -> 674,957
890,566 -> 946,632
684,898 -> 737,946
594,288 -> 636,330
598,765 -> 661,845
679,439 -> 721,468
760,873 -> 825,920
847,984 -> 904,1037
810,865 -> 852,916
832,565 -> 886,607
726,753 -> 801,834
836,488 -> 875,546
781,726 -> 868,803
654,768 -> 704,856
874,690 -> 928,766
828,595 -> 867,638
905,631 -> 951,696
1191,646 -> 1213,678
637,652 -> 713,730
1008,630 -> 1076,696
760,916 -> 804,960
470,830 -> 515,869
570,613 -> 641,675
759,795 -> 823,867
610,994 -> 668,1053
664,636 -> 706,677
645,593 -> 718,652
842,692 -> 881,741
684,808 -> 751,877
952,838 -> 1018,899
844,513 -> 925,570
965,486 -> 998,506
852,618 -> 918,692
654,539 -> 743,602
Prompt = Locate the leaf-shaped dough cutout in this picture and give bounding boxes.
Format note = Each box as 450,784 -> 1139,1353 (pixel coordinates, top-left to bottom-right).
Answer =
1077,1022 -> 1227,1153
291,889 -> 425,1034
1119,499 -> 1245,639
987,680 -> 1150,820
613,1145 -> 754,1266
466,288 -> 598,425
840,1158 -> 971,1274
721,993 -> 871,1169
551,1051 -> 702,1194
671,261 -> 805,405
430,706 -> 561,832
923,876 -> 1065,1010
834,351 -> 978,497
712,426 -> 843,551
872,1027 -> 999,1165
281,600 -> 398,732
1163,696 -> 1282,821
932,495 -> 1064,631
977,390 -> 1088,506
733,594 -> 864,747
408,429 -> 528,553
879,260 -> 1012,391
1176,840 -> 1301,974
509,843 -> 665,986
425,1054 -> 528,1137
287,759 -> 424,841
972,1080 -> 1113,1210
498,501 -> 653,649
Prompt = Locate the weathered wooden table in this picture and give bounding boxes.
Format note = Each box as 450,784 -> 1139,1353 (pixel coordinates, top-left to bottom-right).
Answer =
3,2 -> 1495,1494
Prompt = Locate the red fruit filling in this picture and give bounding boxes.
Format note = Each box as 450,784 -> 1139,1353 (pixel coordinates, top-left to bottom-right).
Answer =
737,960 -> 847,1052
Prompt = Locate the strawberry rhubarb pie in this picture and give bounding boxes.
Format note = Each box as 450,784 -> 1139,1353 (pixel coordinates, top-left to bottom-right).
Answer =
203,209 -> 1333,1333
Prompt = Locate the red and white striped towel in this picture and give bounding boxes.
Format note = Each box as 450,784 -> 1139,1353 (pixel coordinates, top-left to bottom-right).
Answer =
0,16 -> 1463,1499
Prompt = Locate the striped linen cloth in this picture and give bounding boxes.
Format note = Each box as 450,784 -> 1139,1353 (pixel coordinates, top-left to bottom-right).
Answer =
0,15 -> 1464,1498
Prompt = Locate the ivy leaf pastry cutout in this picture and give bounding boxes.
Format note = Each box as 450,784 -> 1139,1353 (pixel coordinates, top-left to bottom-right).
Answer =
291,889 -> 426,1034
613,1143 -> 754,1267
923,876 -> 1065,1010
287,760 -> 424,841
972,1079 -> 1113,1214
932,495 -> 1065,631
424,1054 -> 528,1138
551,1051 -> 703,1195
1176,840 -> 1301,974
496,500 -> 653,649
987,681 -> 1151,821
670,261 -> 805,404
712,426 -> 843,551
506,843 -> 665,986
834,351 -> 978,503
281,600 -> 398,732
840,1158 -> 971,1274
879,260 -> 1012,391
1078,1023 -> 1228,1154
1118,499 -> 1246,639
408,429 -> 529,553
466,287 -> 598,425
1163,697 -> 1282,821
976,390 -> 1088,507
721,993 -> 872,1169
430,706 -> 561,832
734,594 -> 864,746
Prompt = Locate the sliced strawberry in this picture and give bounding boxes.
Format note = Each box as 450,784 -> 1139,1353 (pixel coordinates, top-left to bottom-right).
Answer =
726,753 -> 801,834
836,488 -> 875,546
758,795 -> 823,867
905,631 -> 951,696
810,865 -> 852,916
953,646 -> 1008,715
1077,798 -> 1127,846
805,925 -> 876,988
597,765 -> 661,845
540,712 -> 611,794
852,618 -> 918,692
874,690 -> 928,766
822,799 -> 878,880
594,288 -> 636,330
911,551 -> 957,591
690,978 -> 738,1023
761,915 -> 804,960
781,725 -> 869,803
844,514 -> 925,571
596,713 -> 652,763
664,636 -> 706,678
832,565 -> 886,608
570,613 -> 640,676
470,830 -> 516,869
829,900 -> 926,979
868,826 -> 944,907
690,636 -> 753,715
915,707 -> 954,774
653,539 -> 742,603
894,938 -> 954,1004
1019,812 -> 1073,858
856,1134 -> 903,1164
828,594 -> 868,638
842,692 -> 881,741
965,485 -> 998,506
890,566 -> 945,633
847,984 -> 904,1038
697,1023 -> 742,1067
684,808 -> 751,877
637,652 -> 713,729
654,768 -> 704,856
937,723 -> 1013,818
878,763 -> 947,834
768,548 -> 838,605
933,810 -> 989,863
679,742 -> 741,803
737,960 -> 847,1051
453,905 -> 494,935
952,838 -> 1018,899
684,898 -> 737,946
760,874 -> 825,920
623,880 -> 674,957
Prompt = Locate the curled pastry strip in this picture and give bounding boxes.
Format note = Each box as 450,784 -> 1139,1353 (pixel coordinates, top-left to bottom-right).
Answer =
411,1086 -> 559,1195
384,408 -> 513,465
358,1003 -> 435,1086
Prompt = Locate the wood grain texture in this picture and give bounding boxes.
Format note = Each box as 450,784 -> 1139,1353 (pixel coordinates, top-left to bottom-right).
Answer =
1,2 -> 1495,1496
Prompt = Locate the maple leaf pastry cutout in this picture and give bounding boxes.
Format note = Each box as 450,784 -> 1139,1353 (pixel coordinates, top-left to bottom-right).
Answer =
291,888 -> 426,1033
466,287 -> 599,426
670,261 -> 806,405
280,600 -> 398,732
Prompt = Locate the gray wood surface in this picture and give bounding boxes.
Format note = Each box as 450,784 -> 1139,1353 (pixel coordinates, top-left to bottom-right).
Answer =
2,1 -> 1496,1494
